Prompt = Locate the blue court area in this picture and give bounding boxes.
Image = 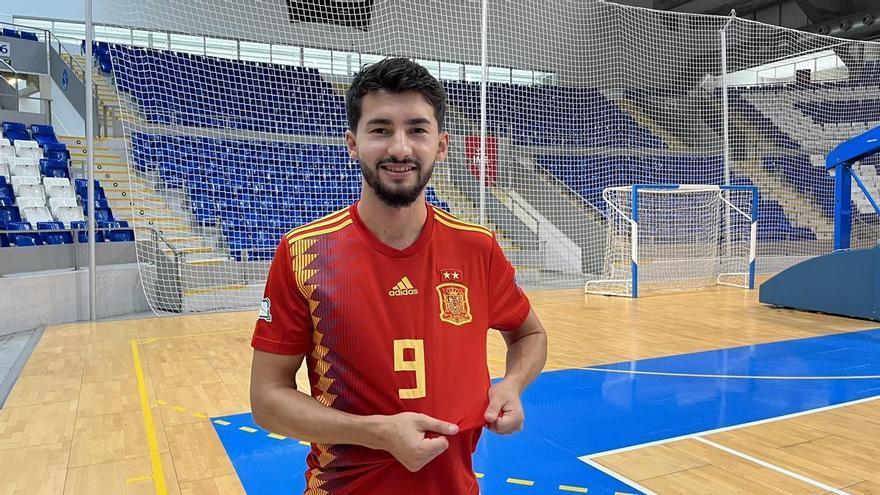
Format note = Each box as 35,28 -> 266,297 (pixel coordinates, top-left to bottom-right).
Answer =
213,328 -> 880,494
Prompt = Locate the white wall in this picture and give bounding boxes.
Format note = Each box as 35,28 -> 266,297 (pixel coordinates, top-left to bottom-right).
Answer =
0,264 -> 150,335
41,75 -> 85,136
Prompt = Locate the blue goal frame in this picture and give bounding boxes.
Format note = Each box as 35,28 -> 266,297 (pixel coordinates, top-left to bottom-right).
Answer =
627,184 -> 759,298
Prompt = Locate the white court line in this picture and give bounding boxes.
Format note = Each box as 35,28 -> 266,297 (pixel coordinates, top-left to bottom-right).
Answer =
694,437 -> 851,495
580,394 -> 880,460
580,367 -> 880,380
580,458 -> 658,495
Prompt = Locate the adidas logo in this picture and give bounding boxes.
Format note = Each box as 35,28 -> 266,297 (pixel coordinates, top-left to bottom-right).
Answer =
388,276 -> 419,297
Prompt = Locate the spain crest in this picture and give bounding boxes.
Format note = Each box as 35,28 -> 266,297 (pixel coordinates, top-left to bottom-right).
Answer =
436,283 -> 473,326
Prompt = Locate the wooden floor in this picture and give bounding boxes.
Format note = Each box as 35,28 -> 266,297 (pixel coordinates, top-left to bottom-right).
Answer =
0,285 -> 877,494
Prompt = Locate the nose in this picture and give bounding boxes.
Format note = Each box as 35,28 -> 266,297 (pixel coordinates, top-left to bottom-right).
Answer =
387,130 -> 412,161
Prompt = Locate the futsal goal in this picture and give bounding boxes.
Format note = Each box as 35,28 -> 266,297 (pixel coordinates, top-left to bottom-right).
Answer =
585,184 -> 758,297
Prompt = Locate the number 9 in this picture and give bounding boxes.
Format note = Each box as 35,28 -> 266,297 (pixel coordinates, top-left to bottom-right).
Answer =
394,339 -> 426,399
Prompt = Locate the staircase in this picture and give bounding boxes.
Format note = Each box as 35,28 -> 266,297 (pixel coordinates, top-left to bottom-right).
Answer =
734,118 -> 834,241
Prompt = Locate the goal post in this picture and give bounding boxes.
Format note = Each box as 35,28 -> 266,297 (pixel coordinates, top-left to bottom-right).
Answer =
585,184 -> 758,297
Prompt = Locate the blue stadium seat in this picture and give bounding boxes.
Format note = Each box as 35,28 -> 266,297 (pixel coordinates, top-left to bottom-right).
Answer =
40,158 -> 69,178
2,121 -> 30,142
2,28 -> 20,38
0,205 -> 21,223
19,30 -> 39,42
100,220 -> 134,242
43,142 -> 71,161
37,221 -> 73,245
71,220 -> 105,243
31,124 -> 59,145
5,221 -> 42,246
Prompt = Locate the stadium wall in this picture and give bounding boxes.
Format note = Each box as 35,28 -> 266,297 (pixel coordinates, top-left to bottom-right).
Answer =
0,264 -> 150,335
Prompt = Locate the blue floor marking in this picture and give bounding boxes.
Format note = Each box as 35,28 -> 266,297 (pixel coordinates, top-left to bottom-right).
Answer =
213,328 -> 880,494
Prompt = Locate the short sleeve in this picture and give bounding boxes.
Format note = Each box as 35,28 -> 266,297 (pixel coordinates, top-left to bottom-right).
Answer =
487,236 -> 531,331
251,237 -> 313,355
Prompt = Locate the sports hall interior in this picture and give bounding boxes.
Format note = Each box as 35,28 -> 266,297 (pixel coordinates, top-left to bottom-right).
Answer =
2,0 -> 880,494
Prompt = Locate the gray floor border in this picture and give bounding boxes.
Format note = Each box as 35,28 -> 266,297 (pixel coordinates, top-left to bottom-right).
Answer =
0,326 -> 46,408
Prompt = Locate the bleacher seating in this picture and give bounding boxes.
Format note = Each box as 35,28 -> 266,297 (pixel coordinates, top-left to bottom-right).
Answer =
1,121 -> 127,248
132,132 -> 448,260
37,221 -> 74,245
1,28 -> 38,41
537,153 -> 815,241
795,99 -> 880,125
762,154 -> 835,218
445,82 -> 666,149
110,44 -> 347,135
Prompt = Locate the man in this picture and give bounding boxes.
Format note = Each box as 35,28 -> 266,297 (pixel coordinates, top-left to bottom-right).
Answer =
250,57 -> 547,494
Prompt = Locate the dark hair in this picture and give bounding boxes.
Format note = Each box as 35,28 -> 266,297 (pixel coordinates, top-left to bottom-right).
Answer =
345,57 -> 446,132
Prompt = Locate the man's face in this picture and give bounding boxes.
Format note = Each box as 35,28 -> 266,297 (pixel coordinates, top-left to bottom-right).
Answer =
346,90 -> 448,208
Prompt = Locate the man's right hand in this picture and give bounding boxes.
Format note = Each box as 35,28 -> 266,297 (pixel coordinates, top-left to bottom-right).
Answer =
374,412 -> 459,472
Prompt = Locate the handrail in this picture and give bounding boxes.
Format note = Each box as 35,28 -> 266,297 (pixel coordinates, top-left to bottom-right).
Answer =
144,226 -> 179,257
504,188 -> 541,233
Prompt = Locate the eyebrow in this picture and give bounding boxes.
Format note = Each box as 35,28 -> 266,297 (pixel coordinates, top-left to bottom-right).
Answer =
365,118 -> 433,126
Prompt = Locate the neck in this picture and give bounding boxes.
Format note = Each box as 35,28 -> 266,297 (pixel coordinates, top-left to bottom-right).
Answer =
357,190 -> 428,250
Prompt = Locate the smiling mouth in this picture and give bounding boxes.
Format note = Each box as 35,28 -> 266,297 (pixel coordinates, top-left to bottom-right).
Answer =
380,164 -> 417,173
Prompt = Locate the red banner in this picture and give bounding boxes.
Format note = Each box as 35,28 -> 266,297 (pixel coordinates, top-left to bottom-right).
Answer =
465,136 -> 497,186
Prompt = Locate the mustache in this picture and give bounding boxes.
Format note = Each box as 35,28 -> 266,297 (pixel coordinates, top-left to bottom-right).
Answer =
376,157 -> 421,168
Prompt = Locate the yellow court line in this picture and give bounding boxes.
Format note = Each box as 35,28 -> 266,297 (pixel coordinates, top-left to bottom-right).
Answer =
506,478 -> 535,486
267,433 -> 286,440
131,339 -> 168,495
559,485 -> 588,493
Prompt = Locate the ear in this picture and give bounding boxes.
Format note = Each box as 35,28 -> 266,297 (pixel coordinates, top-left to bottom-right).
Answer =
435,131 -> 449,162
345,130 -> 358,161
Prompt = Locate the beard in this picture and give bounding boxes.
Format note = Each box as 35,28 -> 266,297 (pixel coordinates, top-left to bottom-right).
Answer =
361,157 -> 433,208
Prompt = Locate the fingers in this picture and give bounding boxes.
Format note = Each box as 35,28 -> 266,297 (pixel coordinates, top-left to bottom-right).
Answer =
486,408 -> 523,435
402,435 -> 449,472
484,397 -> 504,423
416,414 -> 459,435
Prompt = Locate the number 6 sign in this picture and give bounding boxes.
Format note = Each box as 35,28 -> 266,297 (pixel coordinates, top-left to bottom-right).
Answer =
0,42 -> 10,58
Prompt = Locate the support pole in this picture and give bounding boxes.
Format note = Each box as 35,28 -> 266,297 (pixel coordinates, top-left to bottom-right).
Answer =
85,0 -> 97,320
833,163 -> 852,251
478,0 -> 488,226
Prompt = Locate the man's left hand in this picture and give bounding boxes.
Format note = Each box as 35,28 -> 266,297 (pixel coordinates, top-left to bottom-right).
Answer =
483,379 -> 524,435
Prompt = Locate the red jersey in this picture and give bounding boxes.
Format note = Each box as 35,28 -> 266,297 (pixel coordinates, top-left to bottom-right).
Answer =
252,201 -> 531,495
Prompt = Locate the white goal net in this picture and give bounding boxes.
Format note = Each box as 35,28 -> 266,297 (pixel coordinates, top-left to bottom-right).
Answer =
585,185 -> 757,297
77,0 -> 880,313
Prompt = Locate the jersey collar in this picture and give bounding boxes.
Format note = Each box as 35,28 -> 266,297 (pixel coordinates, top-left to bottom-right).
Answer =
350,200 -> 435,258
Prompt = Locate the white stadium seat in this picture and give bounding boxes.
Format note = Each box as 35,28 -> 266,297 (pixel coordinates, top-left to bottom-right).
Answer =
43,177 -> 74,198
56,206 -> 85,227
17,184 -> 47,202
47,184 -> 75,200
0,138 -> 10,146
17,196 -> 46,209
13,139 -> 39,152
49,197 -> 78,216
11,176 -> 40,195
10,162 -> 40,178
16,146 -> 44,160
0,163 -> 9,181
21,206 -> 53,225
0,144 -> 15,159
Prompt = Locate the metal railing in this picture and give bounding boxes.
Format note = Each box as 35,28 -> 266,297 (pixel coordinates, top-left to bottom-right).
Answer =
0,94 -> 53,123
